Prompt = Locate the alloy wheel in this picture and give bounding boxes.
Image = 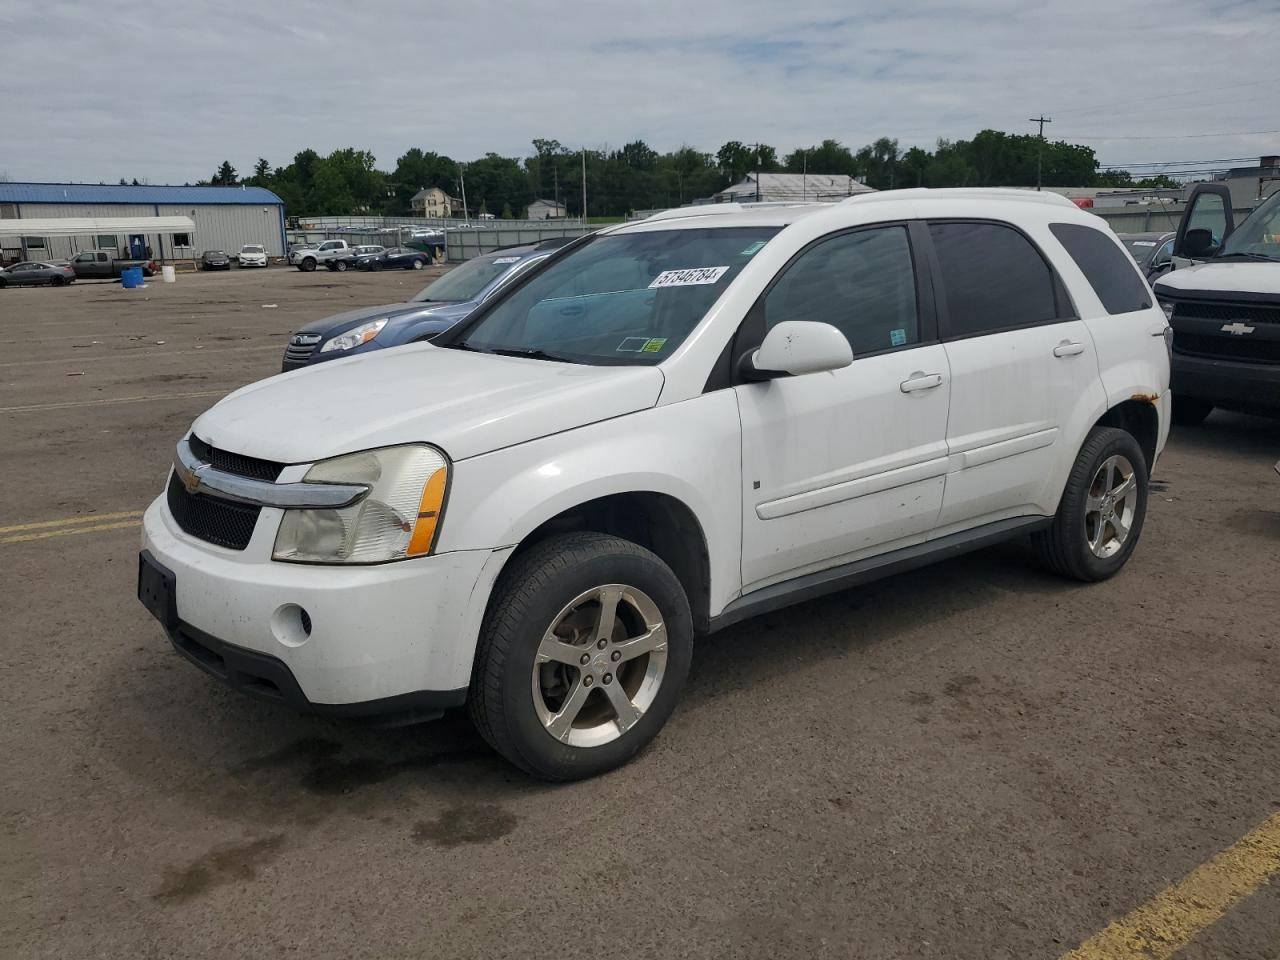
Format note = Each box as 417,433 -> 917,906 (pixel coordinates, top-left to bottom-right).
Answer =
1085,454 -> 1138,558
532,584 -> 668,748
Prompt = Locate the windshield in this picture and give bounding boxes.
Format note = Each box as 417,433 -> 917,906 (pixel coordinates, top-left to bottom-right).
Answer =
412,252 -> 528,303
242,245 -> 264,253
453,227 -> 780,365
1220,191 -> 1280,260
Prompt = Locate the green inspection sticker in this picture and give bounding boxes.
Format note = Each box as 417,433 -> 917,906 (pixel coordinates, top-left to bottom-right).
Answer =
642,338 -> 667,353
740,240 -> 767,256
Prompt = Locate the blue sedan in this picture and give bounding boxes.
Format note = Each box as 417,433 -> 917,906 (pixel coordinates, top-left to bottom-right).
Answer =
280,238 -> 573,371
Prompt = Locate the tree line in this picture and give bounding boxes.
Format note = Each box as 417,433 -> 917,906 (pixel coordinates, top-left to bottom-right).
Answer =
198,130 -> 1178,219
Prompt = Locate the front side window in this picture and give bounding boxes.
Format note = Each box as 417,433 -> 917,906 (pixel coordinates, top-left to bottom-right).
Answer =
452,227 -> 780,364
1186,192 -> 1229,249
1049,222 -> 1151,315
929,221 -> 1060,337
764,225 -> 919,355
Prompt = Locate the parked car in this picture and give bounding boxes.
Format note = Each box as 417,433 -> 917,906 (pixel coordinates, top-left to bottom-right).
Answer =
327,245 -> 385,271
1116,231 -> 1176,281
238,244 -> 269,268
200,250 -> 232,271
280,239 -> 571,370
357,246 -> 432,271
140,189 -> 1169,780
1154,184 -> 1280,423
290,240 -> 352,271
0,261 -> 76,288
67,249 -> 157,279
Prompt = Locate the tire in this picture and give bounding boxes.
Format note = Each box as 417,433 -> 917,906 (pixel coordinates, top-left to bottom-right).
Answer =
411,258 -> 425,270
334,260 -> 348,272
1172,396 -> 1213,426
50,275 -> 65,286
0,278 -> 7,289
1033,426 -> 1149,583
368,260 -> 382,272
469,532 -> 693,781
300,258 -> 317,272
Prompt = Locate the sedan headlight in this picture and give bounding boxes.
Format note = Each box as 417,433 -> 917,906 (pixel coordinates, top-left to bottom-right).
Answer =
320,318 -> 387,353
273,444 -> 449,563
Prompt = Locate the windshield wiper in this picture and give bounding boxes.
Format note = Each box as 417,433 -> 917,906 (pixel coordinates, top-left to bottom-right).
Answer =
489,347 -> 578,363
439,342 -> 489,353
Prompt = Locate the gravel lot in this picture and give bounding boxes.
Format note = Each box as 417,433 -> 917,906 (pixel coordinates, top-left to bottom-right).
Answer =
3,267 -> 1279,959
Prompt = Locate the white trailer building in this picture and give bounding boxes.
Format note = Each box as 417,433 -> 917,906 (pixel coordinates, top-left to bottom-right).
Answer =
0,182 -> 287,264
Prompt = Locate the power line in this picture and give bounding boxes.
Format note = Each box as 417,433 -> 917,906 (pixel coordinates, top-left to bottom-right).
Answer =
1060,128 -> 1280,141
1099,157 -> 1259,168
1049,78 -> 1277,118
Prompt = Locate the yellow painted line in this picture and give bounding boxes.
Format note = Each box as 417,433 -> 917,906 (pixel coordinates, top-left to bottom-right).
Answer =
0,510 -> 144,535
1061,810 -> 1280,960
0,519 -> 141,544
0,390 -> 225,413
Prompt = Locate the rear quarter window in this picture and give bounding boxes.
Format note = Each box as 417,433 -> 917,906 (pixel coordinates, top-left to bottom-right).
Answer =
1050,223 -> 1152,315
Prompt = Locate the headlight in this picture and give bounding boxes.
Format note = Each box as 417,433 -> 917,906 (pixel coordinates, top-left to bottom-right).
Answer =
320,318 -> 388,353
273,444 -> 449,563
1158,299 -> 1175,321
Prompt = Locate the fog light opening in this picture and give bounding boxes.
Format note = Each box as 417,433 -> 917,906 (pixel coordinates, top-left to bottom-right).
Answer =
271,603 -> 313,648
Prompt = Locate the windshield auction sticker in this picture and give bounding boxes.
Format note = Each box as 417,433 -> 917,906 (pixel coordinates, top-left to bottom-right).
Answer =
649,266 -> 730,288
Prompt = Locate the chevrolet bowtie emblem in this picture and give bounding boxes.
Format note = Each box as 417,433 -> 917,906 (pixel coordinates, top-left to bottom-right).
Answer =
1220,322 -> 1255,336
175,460 -> 204,495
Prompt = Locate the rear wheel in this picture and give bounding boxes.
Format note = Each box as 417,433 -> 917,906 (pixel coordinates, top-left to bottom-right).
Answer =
1172,396 -> 1213,426
469,532 -> 693,781
1033,426 -> 1148,582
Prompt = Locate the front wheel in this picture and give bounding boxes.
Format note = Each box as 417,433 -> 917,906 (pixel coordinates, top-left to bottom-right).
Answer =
299,258 -> 317,272
469,532 -> 693,781
368,260 -> 382,272
50,275 -> 65,286
1033,426 -> 1148,582
334,260 -> 348,272
411,258 -> 425,270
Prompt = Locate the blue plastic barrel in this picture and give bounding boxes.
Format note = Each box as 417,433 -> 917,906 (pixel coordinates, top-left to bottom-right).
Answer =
121,267 -> 144,289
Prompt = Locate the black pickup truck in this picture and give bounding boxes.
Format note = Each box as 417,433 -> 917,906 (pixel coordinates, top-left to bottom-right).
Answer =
67,249 -> 157,279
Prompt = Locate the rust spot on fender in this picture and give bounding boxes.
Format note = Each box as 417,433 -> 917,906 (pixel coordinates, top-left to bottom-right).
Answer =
1130,392 -> 1160,405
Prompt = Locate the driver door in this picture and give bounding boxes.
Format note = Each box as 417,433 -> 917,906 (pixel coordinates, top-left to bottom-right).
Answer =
1173,183 -> 1235,266
735,223 -> 950,592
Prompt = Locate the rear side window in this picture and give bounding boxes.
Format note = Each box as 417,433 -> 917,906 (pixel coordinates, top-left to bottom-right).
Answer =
929,221 -> 1060,337
1050,223 -> 1152,314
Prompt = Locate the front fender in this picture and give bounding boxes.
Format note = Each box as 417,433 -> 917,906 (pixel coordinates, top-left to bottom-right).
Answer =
436,391 -> 744,616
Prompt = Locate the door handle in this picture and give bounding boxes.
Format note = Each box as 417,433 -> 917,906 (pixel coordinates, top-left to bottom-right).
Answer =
900,372 -> 944,393
1053,340 -> 1085,358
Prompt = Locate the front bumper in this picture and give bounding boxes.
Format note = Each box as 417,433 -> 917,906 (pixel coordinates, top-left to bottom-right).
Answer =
140,496 -> 501,709
1172,354 -> 1280,413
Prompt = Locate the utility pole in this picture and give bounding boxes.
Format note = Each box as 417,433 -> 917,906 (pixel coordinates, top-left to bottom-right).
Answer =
1029,115 -> 1052,191
458,164 -> 469,222
581,148 -> 587,222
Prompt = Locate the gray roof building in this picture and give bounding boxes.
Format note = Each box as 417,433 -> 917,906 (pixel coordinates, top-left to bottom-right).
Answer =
713,173 -> 875,204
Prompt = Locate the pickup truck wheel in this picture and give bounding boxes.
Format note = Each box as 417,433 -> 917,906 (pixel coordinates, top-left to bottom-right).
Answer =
1033,426 -> 1148,583
1172,396 -> 1213,426
299,258 -> 317,272
469,532 -> 693,781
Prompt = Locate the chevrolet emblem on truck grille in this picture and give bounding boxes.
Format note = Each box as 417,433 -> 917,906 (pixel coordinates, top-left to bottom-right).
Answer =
1220,322 -> 1255,336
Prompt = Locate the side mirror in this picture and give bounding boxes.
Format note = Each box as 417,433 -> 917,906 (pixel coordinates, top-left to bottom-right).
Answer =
740,321 -> 853,380
1182,228 -> 1218,259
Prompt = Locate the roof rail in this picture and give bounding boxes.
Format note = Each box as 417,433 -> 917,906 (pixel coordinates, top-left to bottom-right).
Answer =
639,200 -> 831,223
843,187 -> 1078,208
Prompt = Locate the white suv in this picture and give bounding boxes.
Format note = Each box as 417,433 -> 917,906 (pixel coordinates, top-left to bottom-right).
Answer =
138,189 -> 1171,780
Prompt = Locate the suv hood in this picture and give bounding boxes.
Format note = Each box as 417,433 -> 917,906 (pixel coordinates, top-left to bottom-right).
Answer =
191,344 -> 665,463
1156,261 -> 1280,297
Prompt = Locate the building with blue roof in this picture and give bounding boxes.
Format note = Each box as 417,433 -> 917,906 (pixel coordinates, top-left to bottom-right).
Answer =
0,182 -> 287,262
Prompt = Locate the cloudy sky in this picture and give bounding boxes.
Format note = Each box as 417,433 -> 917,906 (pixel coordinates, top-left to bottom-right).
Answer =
3,0 -> 1278,184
